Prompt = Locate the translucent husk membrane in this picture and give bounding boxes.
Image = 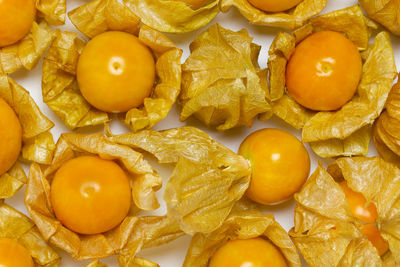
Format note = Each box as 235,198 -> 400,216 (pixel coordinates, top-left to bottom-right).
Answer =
268,5 -> 397,158
0,75 -> 54,199
42,0 -> 182,132
290,157 -> 400,266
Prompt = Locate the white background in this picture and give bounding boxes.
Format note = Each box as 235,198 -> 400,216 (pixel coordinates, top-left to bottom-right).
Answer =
5,0 -> 400,266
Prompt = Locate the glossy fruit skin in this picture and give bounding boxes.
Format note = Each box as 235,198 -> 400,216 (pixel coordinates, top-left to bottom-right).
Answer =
77,31 -> 156,113
175,0 -> 209,9
286,31 -> 362,111
50,156 -> 132,235
339,182 -> 389,256
0,98 -> 22,175
238,128 -> 310,205
247,0 -> 303,12
0,237 -> 34,267
209,237 -> 288,267
0,0 -> 36,47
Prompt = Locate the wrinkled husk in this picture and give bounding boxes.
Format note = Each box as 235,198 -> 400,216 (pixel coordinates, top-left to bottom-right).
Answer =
109,126 -> 251,234
123,0 -> 219,33
268,5 -> 397,158
0,21 -> 55,74
290,157 -> 400,266
183,201 -> 301,266
42,0 -> 182,131
85,260 -> 107,267
180,24 -> 271,131
0,202 -> 60,266
0,75 -> 54,199
25,133 -> 184,261
374,76 -> 400,166
360,0 -> 400,35
36,0 -> 66,25
220,0 -> 327,30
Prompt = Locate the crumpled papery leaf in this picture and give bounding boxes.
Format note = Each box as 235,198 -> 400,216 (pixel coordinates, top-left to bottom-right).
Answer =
24,133 -> 185,261
290,157 -> 400,266
360,0 -> 400,35
0,202 -> 60,266
123,0 -> 219,33
374,76 -> 400,167
109,126 -> 251,234
219,0 -> 327,30
36,0 -> 66,25
180,24 -> 271,131
86,260 -> 107,267
183,202 -> 301,266
268,5 -> 397,158
0,75 -> 54,199
0,21 -> 55,74
43,0 -> 182,132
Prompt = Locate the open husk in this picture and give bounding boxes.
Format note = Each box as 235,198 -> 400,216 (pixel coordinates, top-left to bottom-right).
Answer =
290,157 -> 400,266
268,5 -> 397,158
360,0 -> 400,35
220,0 -> 327,30
109,126 -> 251,234
123,0 -> 219,33
183,201 -> 301,266
42,0 -> 182,131
180,24 -> 271,131
25,133 -> 184,263
374,76 -> 400,166
0,75 -> 54,199
0,201 -> 60,266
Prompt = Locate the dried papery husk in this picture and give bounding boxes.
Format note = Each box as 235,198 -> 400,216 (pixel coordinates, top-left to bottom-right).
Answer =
24,133 -> 187,262
109,126 -> 251,234
0,202 -> 60,266
360,0 -> 400,35
268,5 -> 397,158
123,0 -> 219,33
290,157 -> 400,266
180,24 -> 271,131
0,75 -> 54,199
183,201 -> 301,266
42,0 -> 182,131
219,0 -> 327,30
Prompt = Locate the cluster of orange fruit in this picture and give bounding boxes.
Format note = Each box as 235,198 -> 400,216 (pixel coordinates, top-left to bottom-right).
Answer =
0,0 -> 392,266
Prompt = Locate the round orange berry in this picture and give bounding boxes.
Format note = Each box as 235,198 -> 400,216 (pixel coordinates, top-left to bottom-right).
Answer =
50,156 -> 132,235
247,0 -> 303,12
77,31 -> 156,113
0,237 -> 34,267
286,31 -> 362,111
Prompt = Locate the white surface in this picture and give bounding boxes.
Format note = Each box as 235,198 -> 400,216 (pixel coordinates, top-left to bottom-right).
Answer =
5,0 -> 400,266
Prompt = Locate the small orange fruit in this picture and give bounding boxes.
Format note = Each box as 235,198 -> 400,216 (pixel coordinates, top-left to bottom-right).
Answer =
0,0 -> 36,47
339,181 -> 389,256
286,31 -> 362,111
238,128 -> 310,205
174,0 -> 209,9
0,237 -> 34,267
209,237 -> 288,267
247,0 -> 303,12
50,156 -> 132,235
77,31 -> 156,113
0,98 -> 22,175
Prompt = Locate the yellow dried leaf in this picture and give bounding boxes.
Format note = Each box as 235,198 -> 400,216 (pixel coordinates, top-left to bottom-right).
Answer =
360,0 -> 400,35
36,0 -> 66,25
290,157 -> 400,266
0,21 -> 55,74
109,127 -> 251,234
0,202 -> 60,266
85,259 -> 107,267
183,206 -> 300,267
123,0 -> 219,33
43,0 -> 182,131
24,133 -> 186,260
268,5 -> 397,158
219,0 -> 327,30
180,24 -> 271,131
0,75 -> 55,199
